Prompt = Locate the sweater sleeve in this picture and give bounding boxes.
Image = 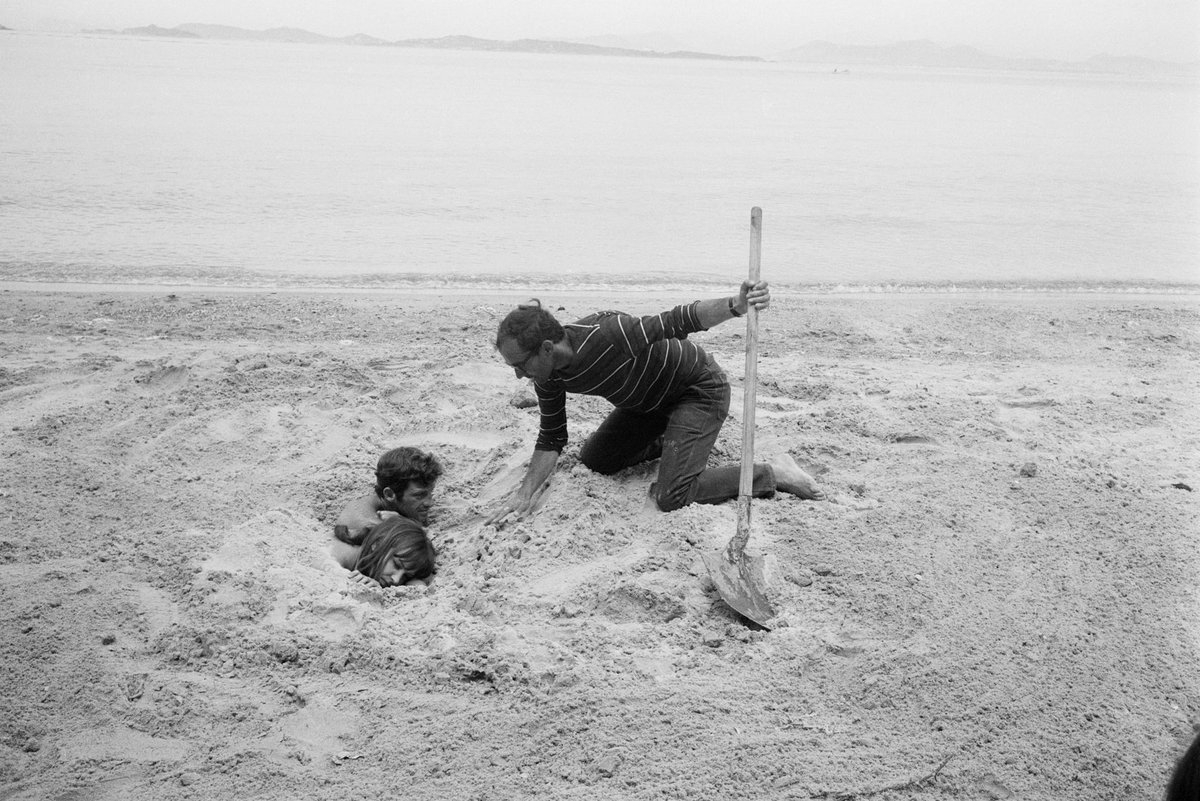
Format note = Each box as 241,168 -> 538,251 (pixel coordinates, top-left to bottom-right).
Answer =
533,382 -> 568,452
603,301 -> 706,358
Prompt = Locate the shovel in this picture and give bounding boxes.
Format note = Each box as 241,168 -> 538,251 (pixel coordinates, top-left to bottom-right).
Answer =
701,206 -> 776,629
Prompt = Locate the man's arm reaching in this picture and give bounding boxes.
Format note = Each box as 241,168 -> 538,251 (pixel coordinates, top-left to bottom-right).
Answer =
486,448 -> 559,528
693,280 -> 770,329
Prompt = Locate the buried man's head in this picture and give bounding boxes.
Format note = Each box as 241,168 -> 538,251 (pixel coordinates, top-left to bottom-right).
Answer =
374,446 -> 442,525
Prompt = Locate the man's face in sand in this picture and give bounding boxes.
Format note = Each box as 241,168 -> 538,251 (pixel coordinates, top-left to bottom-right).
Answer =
383,481 -> 435,525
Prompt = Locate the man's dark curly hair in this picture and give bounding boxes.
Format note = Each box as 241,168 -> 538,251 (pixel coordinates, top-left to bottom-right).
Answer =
494,299 -> 564,354
374,446 -> 443,498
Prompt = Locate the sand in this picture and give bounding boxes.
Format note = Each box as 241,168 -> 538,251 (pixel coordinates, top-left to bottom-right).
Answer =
0,285 -> 1197,800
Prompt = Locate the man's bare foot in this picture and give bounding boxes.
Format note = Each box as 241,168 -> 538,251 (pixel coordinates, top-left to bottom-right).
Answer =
770,454 -> 827,501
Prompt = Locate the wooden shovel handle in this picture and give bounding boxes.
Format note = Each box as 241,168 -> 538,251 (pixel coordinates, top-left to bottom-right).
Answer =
733,207 -> 761,552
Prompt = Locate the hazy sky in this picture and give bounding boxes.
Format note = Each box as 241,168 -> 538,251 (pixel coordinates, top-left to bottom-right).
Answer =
5,0 -> 1198,62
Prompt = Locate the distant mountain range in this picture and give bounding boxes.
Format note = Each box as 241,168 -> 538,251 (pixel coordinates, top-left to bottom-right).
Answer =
93,23 -> 763,63
66,23 -> 1198,76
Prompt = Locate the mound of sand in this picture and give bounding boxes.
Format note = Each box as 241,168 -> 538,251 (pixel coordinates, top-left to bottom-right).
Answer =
0,287 -> 1197,800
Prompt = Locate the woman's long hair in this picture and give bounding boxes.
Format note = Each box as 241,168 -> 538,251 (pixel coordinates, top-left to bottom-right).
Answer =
354,516 -> 436,584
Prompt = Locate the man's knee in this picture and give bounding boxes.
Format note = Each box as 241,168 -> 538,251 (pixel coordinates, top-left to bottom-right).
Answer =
654,485 -> 690,512
580,445 -> 619,475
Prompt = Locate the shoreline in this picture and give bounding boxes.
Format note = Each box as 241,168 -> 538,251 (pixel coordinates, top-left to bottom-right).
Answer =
3,279 -> 1199,301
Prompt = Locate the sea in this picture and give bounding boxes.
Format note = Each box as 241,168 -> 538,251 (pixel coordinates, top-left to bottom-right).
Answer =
2,30 -> 1198,294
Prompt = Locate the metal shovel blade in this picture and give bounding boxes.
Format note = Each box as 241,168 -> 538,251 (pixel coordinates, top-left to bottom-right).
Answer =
702,546 -> 775,628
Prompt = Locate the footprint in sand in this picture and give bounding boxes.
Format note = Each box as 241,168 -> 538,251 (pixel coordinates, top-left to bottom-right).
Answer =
999,397 -> 1057,409
888,433 -> 940,447
137,364 -> 190,390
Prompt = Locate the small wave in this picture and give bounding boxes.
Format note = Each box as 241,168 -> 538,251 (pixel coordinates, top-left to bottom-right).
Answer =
1,262 -> 1197,296
805,281 -> 1200,295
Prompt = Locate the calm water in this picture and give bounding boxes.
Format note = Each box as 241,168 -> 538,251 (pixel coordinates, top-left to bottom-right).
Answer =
2,31 -> 1198,290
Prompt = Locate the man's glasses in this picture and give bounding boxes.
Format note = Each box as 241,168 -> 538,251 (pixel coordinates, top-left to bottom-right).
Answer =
504,349 -> 540,372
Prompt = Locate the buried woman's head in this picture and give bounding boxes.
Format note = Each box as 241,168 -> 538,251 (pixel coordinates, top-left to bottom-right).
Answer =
353,517 -> 436,587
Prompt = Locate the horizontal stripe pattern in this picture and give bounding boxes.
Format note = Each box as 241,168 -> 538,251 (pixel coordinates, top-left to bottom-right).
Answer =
533,302 -> 710,451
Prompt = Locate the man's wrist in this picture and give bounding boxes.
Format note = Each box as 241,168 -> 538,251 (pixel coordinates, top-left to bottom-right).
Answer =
728,297 -> 743,317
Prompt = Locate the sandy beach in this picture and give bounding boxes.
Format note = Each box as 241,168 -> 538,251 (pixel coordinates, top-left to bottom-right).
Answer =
0,285 -> 1197,800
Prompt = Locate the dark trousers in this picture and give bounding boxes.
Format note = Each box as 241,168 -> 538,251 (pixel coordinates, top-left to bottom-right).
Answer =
579,359 -> 776,511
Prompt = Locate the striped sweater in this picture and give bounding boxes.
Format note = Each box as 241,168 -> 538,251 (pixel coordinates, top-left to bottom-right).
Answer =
532,301 -> 714,452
